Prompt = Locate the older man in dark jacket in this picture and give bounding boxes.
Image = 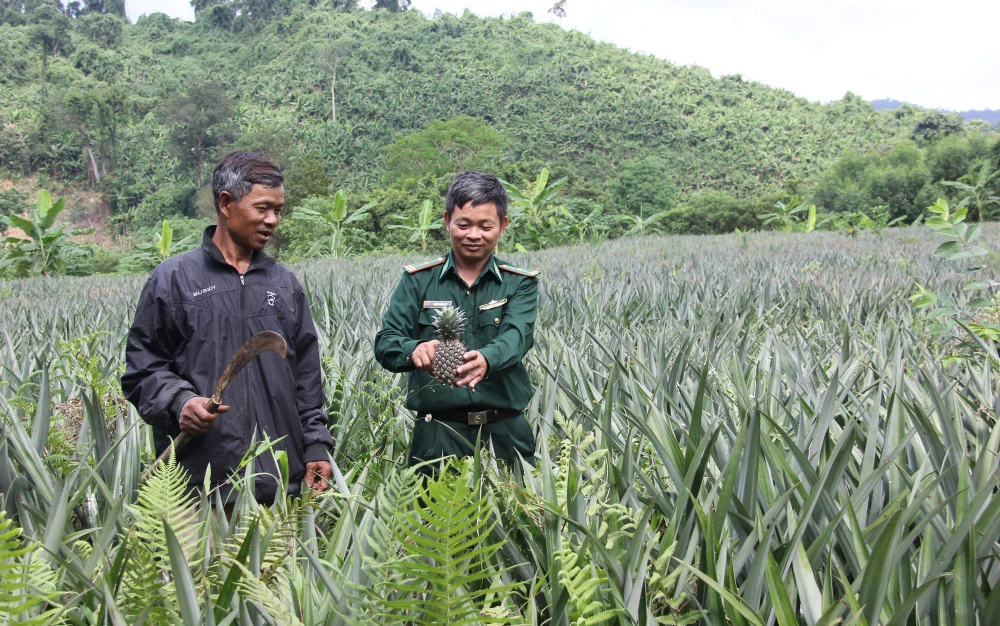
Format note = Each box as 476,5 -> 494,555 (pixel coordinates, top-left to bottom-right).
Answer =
122,152 -> 333,503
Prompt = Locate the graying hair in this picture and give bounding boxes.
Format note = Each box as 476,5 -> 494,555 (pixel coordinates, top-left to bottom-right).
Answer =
211,152 -> 284,213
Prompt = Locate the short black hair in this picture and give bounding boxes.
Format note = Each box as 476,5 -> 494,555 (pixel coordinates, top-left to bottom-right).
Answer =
211,152 -> 284,213
445,171 -> 508,220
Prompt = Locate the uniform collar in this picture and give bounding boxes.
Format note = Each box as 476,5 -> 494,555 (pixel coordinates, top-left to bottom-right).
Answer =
439,250 -> 503,284
201,225 -> 275,272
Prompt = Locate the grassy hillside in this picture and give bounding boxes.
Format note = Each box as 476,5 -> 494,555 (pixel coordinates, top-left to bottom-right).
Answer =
1,3 -> 919,209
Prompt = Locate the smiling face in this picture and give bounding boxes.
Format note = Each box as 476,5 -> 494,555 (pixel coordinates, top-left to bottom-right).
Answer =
218,184 -> 284,252
445,200 -> 508,266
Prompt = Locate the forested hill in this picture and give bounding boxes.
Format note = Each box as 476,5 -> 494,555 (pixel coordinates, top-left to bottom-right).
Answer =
1,3 -> 918,205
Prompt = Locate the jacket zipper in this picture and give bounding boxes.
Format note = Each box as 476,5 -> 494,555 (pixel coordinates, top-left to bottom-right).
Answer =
240,272 -> 250,456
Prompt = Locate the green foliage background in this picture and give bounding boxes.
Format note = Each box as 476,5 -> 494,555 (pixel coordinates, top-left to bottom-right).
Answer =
0,0 -> 997,264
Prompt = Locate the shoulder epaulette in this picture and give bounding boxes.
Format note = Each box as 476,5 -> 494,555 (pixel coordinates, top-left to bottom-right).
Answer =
499,264 -> 540,278
404,257 -> 446,274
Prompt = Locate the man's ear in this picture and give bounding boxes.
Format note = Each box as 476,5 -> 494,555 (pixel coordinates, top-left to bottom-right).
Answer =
499,215 -> 509,235
443,210 -> 451,229
217,191 -> 235,219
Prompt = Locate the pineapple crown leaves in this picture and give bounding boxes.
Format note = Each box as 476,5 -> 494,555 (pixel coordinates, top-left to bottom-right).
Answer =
431,306 -> 467,340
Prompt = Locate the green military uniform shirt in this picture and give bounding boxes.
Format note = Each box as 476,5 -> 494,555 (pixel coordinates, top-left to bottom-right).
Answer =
374,251 -> 539,467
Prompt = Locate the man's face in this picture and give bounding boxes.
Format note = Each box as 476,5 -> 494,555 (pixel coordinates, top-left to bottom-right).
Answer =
219,184 -> 284,251
445,201 -> 508,265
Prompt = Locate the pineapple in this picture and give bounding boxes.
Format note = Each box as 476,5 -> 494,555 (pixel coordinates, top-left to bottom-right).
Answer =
431,306 -> 468,386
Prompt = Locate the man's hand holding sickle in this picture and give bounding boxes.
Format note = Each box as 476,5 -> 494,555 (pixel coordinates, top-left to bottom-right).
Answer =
140,330 -> 333,492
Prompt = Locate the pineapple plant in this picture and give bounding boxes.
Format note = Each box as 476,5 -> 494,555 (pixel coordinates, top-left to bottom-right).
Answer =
431,306 -> 467,385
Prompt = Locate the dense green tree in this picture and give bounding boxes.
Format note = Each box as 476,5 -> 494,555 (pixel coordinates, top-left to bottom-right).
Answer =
925,133 -> 992,184
609,155 -> 680,215
664,190 -> 764,235
129,182 -> 199,229
162,81 -> 235,188
78,11 -> 122,48
383,116 -> 508,182
911,110 -> 965,145
61,83 -> 127,187
811,142 -> 934,221
27,3 -> 71,96
373,0 -> 409,12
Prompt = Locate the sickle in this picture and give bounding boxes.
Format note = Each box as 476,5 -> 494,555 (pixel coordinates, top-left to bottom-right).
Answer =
140,330 -> 288,483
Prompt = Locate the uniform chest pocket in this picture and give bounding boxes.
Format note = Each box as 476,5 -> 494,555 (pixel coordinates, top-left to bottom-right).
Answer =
249,284 -> 295,318
478,309 -> 503,341
418,309 -> 439,341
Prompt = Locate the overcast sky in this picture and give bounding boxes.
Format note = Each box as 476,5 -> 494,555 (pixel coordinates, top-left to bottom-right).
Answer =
126,0 -> 999,111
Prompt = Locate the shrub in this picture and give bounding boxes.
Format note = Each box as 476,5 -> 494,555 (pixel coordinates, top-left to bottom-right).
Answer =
665,190 -> 762,234
811,141 -> 935,221
130,183 -> 198,231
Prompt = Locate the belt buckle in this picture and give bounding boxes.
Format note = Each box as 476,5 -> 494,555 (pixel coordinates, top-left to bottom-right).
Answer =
468,410 -> 489,425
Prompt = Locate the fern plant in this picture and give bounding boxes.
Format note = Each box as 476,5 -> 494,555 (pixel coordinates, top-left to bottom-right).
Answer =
218,497 -> 309,624
556,545 -> 622,626
346,462 -> 523,624
119,449 -> 206,623
0,512 -> 64,625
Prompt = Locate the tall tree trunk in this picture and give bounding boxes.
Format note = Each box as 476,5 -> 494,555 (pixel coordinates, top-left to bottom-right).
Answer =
40,53 -> 48,98
331,75 -> 337,123
86,146 -> 101,186
195,153 -> 204,189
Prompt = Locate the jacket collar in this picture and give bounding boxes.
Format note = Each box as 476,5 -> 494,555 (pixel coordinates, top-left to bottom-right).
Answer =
438,250 -> 503,284
201,225 -> 276,272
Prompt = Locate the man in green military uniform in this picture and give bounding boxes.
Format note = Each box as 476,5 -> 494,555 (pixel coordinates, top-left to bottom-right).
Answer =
375,171 -> 539,469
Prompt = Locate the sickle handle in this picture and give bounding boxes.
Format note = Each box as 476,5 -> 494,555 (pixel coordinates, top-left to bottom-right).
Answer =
205,396 -> 221,413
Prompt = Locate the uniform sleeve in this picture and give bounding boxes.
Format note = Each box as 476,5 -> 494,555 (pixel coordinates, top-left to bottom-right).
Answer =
121,273 -> 197,428
374,271 -> 422,373
291,282 -> 334,462
478,276 -> 538,378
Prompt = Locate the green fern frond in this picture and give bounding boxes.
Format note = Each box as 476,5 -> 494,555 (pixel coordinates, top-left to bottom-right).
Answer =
119,449 -> 204,622
339,468 -> 424,622
555,546 -> 621,626
347,464 -> 522,625
0,513 -> 65,625
232,562 -> 305,626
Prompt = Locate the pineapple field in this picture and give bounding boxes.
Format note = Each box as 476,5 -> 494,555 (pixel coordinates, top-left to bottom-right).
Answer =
2,227 -> 1000,625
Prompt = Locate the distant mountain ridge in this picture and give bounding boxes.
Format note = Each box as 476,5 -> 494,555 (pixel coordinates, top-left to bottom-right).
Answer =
871,99 -> 1000,126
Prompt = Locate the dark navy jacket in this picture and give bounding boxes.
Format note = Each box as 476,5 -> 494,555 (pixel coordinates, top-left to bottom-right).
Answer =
122,227 -> 332,499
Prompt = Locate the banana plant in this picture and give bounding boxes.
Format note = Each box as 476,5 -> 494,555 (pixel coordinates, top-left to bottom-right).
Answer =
501,168 -> 568,250
941,163 -> 1000,221
757,196 -> 819,233
910,197 -> 1000,339
293,190 -> 375,259
388,199 -> 443,252
615,206 -> 669,236
119,220 -> 200,274
0,190 -> 93,277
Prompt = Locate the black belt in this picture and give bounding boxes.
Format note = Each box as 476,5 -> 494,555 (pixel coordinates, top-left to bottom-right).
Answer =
424,409 -> 518,425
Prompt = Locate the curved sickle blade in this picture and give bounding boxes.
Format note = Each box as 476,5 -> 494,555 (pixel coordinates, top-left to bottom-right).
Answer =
211,330 -> 288,404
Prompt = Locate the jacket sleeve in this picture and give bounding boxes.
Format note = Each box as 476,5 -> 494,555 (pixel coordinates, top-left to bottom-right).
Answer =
478,276 -> 538,379
374,271 -> 422,373
121,273 -> 197,428
292,282 -> 334,463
